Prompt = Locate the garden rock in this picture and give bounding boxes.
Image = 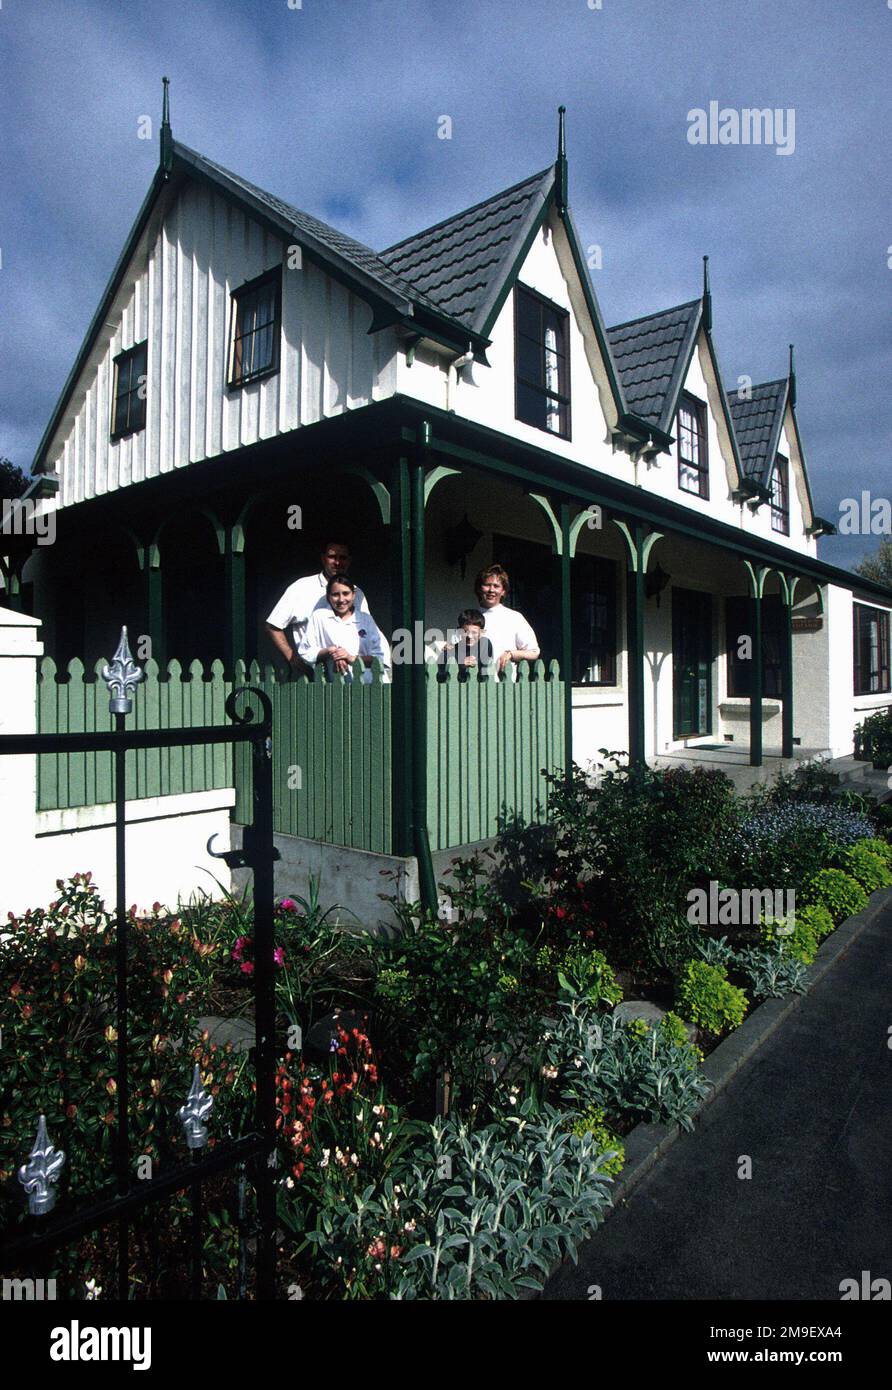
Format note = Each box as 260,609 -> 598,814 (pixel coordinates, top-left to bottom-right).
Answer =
304,1009 -> 366,1059
195,1015 -> 255,1054
614,1001 -> 666,1027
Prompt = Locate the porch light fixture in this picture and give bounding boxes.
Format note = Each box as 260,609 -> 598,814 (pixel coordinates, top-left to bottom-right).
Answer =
645,561 -> 671,606
444,512 -> 483,577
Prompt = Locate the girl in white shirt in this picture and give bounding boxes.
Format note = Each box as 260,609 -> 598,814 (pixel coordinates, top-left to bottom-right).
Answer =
297,577 -> 391,683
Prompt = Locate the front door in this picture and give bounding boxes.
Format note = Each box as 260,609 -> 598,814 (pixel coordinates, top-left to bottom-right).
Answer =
673,588 -> 713,738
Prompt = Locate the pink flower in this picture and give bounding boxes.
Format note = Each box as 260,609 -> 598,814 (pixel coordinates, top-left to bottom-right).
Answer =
273,947 -> 285,968
279,899 -> 298,912
240,962 -> 254,976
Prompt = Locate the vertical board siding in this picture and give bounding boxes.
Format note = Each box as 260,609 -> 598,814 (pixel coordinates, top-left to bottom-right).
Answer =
49,182 -> 392,501
232,664 -> 392,854
425,662 -> 565,851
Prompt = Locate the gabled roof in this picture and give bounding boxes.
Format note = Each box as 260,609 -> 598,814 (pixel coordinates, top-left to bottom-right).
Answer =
606,300 -> 701,435
379,168 -> 554,336
727,378 -> 788,486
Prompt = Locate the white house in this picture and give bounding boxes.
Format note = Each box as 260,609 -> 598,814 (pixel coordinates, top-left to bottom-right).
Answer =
2,96 -> 890,919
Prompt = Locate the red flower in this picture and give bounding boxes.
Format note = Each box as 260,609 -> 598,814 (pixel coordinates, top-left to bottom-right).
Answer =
240,962 -> 254,976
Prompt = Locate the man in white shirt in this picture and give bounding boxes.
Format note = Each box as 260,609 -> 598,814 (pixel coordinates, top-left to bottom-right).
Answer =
475,564 -> 540,674
266,540 -> 369,668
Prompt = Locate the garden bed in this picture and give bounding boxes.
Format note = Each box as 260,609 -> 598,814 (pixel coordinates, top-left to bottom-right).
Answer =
3,756 -> 892,1299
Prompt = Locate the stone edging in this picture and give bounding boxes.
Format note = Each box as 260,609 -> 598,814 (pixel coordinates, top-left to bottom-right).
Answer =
533,886 -> 892,1298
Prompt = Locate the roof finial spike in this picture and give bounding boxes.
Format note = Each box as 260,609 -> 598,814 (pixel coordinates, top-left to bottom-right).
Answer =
788,342 -> 796,406
555,105 -> 568,214
160,75 -> 173,177
701,254 -> 712,332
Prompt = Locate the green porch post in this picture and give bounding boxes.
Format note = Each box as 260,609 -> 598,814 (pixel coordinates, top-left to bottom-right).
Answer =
627,525 -> 646,768
224,523 -> 247,675
744,562 -> 767,768
389,454 -> 414,859
780,574 -> 797,760
559,502 -> 573,780
410,427 -> 438,912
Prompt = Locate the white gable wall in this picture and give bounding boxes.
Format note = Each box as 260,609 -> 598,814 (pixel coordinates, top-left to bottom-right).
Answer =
48,179 -> 398,510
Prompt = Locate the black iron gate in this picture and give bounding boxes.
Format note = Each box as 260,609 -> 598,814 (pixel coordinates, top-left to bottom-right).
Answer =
0,637 -> 280,1300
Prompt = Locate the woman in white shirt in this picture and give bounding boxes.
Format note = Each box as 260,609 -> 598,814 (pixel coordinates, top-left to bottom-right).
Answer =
297,577 -> 391,683
474,564 -> 540,675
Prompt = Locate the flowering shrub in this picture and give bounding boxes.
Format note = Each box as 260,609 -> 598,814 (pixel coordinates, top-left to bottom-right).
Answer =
730,802 -> 876,891
307,1106 -> 616,1300
855,707 -> 892,768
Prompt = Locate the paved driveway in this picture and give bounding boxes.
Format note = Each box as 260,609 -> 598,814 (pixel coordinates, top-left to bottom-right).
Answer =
543,899 -> 892,1301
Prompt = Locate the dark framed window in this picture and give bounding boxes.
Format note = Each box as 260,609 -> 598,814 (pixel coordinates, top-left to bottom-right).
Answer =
111,341 -> 148,439
676,394 -> 708,498
726,595 -> 785,699
514,284 -> 570,439
228,268 -> 282,388
571,555 -> 617,685
770,454 -> 790,534
492,533 -> 617,685
854,603 -> 891,695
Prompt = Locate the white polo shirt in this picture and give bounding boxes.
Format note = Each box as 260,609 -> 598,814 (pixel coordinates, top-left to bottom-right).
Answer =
298,606 -> 391,684
480,603 -> 539,668
266,572 -> 369,648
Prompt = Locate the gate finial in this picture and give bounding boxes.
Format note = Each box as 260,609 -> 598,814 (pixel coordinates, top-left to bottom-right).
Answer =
178,1064 -> 214,1150
102,626 -> 144,715
18,1115 -> 65,1215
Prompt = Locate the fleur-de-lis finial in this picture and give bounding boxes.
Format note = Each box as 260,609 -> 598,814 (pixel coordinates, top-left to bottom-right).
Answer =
17,1115 -> 65,1216
101,626 -> 144,715
178,1064 -> 214,1150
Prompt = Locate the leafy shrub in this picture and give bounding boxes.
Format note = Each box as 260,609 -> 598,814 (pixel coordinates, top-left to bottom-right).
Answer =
512,759 -> 739,972
567,1107 -> 625,1177
853,837 -> 892,868
761,913 -> 818,965
801,869 -> 869,923
837,843 -> 892,893
540,1000 -> 709,1130
855,708 -> 892,768
306,1106 -> 616,1300
795,902 -> 835,945
730,802 -> 876,892
677,960 -> 748,1035
555,945 -> 623,1007
736,944 -> 808,999
757,758 -> 841,806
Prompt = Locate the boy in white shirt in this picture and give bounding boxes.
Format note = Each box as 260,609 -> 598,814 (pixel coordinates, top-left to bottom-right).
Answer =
298,577 -> 391,684
266,540 -> 369,667
474,564 -> 540,674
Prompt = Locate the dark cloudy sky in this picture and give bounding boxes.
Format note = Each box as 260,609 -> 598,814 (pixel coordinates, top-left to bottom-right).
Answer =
1,0 -> 889,570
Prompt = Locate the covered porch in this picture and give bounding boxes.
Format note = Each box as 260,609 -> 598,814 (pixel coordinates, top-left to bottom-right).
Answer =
12,396 -> 859,918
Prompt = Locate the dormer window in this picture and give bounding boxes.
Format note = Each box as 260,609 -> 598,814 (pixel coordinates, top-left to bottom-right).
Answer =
111,341 -> 147,439
514,284 -> 570,438
228,268 -> 282,388
770,454 -> 790,534
676,394 -> 708,498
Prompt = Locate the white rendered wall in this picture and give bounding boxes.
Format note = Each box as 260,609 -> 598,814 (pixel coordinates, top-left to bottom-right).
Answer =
0,607 -> 235,918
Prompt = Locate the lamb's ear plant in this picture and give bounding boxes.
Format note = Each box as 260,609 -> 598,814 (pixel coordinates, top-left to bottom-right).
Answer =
736,944 -> 808,1000
694,934 -> 737,968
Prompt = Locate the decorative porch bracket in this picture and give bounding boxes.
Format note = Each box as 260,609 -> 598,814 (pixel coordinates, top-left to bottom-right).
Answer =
614,521 -> 664,768
423,464 -> 460,507
743,561 -> 771,767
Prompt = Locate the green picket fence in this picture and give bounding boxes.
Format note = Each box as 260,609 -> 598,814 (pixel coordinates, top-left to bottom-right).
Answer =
36,657 -> 235,812
232,659 -> 393,854
426,659 -> 565,851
